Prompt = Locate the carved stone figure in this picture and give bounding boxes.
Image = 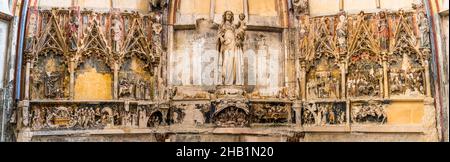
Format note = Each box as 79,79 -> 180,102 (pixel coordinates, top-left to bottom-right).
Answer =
235,13 -> 247,49
25,13 -> 38,52
57,106 -> 110,129
152,22 -> 163,57
302,102 -> 346,126
336,12 -> 347,53
306,58 -> 340,99
377,11 -> 390,51
389,52 -> 425,96
148,111 -> 163,127
66,10 -> 79,52
418,11 -> 430,48
44,71 -> 63,98
218,11 -> 245,85
149,0 -> 167,11
119,78 -> 134,98
111,14 -> 123,53
388,10 -> 426,97
302,103 -> 317,125
348,52 -> 382,98
169,107 -> 185,124
134,80 -> 147,100
31,108 -> 43,129
299,17 -> 309,49
292,0 -> 309,16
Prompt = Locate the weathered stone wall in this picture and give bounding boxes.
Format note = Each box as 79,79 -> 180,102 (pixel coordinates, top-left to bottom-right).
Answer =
9,0 -> 445,142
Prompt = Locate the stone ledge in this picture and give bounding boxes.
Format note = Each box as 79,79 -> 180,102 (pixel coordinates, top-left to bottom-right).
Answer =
303,126 -> 350,132
29,125 -> 425,138
351,125 -> 424,133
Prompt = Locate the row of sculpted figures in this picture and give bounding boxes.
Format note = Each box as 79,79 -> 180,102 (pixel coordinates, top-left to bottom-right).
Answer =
27,103 -> 172,130
296,5 -> 432,102
294,5 -> 433,127
23,8 -> 166,102
25,101 -> 298,130
25,100 -> 392,130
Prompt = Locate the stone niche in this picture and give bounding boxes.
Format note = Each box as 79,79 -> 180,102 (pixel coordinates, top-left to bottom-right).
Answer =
31,52 -> 70,100
119,57 -> 154,100
170,28 -> 284,97
75,58 -> 113,100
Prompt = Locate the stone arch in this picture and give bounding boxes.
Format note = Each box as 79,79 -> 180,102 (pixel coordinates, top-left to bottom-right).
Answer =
388,13 -> 426,97
30,10 -> 70,100
147,111 -> 164,127
346,13 -> 383,98
118,17 -> 155,100
213,106 -> 249,127
73,18 -> 114,100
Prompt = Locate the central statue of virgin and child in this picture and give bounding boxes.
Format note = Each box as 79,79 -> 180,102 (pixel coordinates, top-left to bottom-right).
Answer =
217,11 -> 247,86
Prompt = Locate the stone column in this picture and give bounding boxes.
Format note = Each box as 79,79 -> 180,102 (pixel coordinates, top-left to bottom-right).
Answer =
423,97 -> 439,141
424,60 -> 432,97
210,0 -> 216,20
167,0 -> 176,87
339,0 -> 344,11
17,128 -> 33,142
346,100 -> 351,127
300,61 -> 306,101
168,0 -> 176,25
24,61 -> 31,100
17,101 -> 32,142
243,0 -> 249,21
340,59 -> 346,99
293,101 -> 302,127
183,105 -> 195,127
376,0 -> 381,9
69,60 -> 75,99
382,52 -> 389,98
114,62 -> 119,100
280,0 -> 289,28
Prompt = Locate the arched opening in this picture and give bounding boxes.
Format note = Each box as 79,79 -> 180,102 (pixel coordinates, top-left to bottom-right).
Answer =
31,49 -> 69,100
148,111 -> 163,127
74,54 -> 113,100
213,106 -> 249,127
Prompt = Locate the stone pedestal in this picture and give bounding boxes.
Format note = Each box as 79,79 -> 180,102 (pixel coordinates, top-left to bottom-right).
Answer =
423,97 -> 439,142
17,128 -> 32,142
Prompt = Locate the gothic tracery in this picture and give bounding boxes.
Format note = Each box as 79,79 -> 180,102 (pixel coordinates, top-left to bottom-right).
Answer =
16,1 -> 435,141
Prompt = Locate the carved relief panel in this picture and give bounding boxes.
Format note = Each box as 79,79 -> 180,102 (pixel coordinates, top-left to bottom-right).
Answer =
29,103 -> 168,131
31,54 -> 69,100
351,101 -> 387,125
29,10 -> 70,100
30,103 -> 121,130
388,10 -> 426,97
302,102 -> 347,126
119,14 -> 155,100
73,13 -> 114,100
347,12 -> 383,99
305,17 -> 341,100
213,99 -> 250,127
251,103 -> 291,124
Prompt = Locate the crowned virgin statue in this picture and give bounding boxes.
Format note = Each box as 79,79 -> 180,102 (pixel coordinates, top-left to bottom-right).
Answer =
217,11 -> 246,86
